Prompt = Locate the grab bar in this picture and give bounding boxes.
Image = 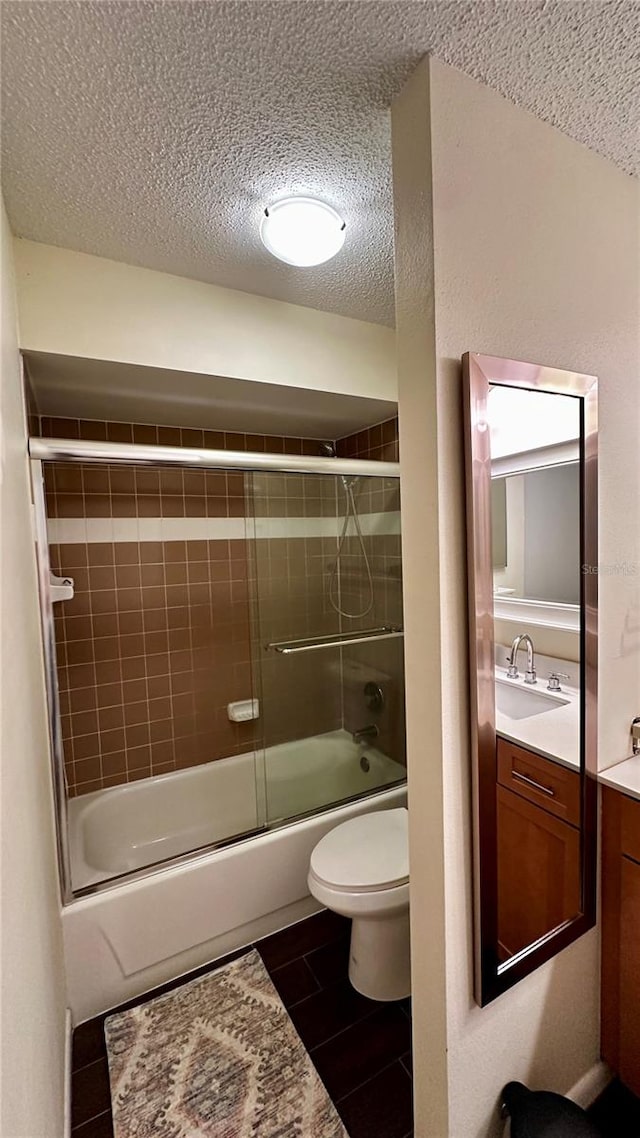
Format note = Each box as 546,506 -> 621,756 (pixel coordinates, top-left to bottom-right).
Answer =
266,626 -> 403,654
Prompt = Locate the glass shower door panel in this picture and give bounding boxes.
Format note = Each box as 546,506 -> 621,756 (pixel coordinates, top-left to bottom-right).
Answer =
248,470 -> 406,830
41,459 -> 265,893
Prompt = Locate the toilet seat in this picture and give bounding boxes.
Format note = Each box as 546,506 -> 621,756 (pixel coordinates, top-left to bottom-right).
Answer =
309,807 -> 408,893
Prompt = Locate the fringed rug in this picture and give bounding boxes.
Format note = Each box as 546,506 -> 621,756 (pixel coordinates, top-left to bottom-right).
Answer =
105,949 -> 348,1138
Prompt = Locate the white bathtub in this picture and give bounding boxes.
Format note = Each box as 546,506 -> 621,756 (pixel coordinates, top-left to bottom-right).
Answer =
68,729 -> 406,890
63,730 -> 407,1021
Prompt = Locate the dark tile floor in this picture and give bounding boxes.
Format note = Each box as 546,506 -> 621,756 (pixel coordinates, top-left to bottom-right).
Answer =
587,1078 -> 640,1138
71,909 -> 413,1138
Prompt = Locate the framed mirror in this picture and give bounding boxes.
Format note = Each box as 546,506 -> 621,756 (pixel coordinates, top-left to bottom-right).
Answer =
463,353 -> 598,1006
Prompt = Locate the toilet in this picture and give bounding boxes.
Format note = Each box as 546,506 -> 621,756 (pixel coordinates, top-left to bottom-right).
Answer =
308,807 -> 410,1002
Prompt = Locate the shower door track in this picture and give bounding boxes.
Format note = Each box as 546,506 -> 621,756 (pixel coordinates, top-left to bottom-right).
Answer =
29,437 -> 401,479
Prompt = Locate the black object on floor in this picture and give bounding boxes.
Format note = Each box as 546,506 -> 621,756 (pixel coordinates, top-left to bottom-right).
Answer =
71,909 -> 413,1138
502,1081 -> 602,1137
587,1079 -> 640,1138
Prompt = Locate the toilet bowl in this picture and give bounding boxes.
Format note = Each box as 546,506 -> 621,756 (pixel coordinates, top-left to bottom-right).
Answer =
307,807 -> 410,1002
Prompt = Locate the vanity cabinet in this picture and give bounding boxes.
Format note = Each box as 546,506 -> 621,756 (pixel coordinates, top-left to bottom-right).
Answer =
601,785 -> 640,1095
496,738 -> 581,960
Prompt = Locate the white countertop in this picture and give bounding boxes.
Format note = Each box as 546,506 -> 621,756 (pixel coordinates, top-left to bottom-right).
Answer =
495,668 -> 580,771
597,756 -> 640,803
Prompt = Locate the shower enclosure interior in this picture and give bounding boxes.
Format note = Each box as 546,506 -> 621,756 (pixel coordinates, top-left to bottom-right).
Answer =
32,435 -> 406,898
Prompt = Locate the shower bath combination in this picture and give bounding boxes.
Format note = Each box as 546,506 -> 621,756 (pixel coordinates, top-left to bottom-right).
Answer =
30,429 -> 406,906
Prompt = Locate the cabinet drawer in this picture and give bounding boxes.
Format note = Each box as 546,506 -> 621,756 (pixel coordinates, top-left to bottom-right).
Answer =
497,738 -> 581,827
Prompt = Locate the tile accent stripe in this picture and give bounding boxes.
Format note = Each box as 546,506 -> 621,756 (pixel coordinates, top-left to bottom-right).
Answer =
47,513 -> 402,545
47,517 -> 247,545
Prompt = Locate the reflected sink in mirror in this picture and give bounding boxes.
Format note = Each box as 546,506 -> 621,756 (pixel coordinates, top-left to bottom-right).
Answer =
495,679 -> 569,721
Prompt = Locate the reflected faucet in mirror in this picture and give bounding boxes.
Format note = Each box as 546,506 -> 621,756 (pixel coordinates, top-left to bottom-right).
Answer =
506,634 -> 537,685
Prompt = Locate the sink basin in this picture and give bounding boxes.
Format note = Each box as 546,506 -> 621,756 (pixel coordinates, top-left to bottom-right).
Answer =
495,680 -> 569,721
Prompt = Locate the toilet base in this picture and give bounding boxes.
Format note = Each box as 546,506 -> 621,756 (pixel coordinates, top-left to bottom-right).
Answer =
348,909 -> 411,1001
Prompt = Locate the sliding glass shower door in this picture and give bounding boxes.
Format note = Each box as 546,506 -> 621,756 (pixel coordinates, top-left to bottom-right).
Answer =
37,457 -> 267,893
247,470 -> 406,828
31,433 -> 406,900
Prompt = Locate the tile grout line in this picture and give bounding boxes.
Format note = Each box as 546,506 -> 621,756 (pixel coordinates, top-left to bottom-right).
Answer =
72,1056 -> 108,1077
333,1055 -> 413,1107
72,1110 -> 112,1136
71,1106 -> 112,1133
306,1003 -> 391,1057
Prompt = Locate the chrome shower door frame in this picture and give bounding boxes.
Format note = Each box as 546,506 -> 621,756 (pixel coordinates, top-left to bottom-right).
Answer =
31,457 -> 74,902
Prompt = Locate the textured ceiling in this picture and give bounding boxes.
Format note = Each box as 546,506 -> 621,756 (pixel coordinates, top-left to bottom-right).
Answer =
2,1 -> 638,327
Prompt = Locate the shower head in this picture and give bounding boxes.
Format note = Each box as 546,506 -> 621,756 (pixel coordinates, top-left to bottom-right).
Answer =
319,442 -> 336,457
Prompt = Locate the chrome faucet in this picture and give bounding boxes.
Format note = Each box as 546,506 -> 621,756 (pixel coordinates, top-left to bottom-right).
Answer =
506,634 -> 537,685
352,724 -> 379,746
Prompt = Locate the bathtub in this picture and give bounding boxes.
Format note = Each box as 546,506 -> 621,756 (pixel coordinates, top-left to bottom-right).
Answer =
63,730 -> 407,1021
68,729 -> 406,891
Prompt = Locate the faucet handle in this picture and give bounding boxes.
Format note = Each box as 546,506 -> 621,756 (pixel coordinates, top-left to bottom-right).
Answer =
506,662 -> 519,679
547,671 -> 569,692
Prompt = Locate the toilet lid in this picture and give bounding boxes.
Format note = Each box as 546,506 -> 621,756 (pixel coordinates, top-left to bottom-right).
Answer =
310,808 -> 408,893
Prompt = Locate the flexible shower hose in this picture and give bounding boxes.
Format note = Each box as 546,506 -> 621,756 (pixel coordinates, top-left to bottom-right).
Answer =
328,479 -> 374,620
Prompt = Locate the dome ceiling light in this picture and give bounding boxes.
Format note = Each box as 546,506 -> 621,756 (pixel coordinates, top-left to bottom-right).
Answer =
260,196 -> 346,267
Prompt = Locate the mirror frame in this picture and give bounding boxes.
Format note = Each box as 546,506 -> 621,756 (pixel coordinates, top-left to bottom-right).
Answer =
462,352 -> 598,1006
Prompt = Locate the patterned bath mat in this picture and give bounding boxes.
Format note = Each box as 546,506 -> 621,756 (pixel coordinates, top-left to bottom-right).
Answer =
104,949 -> 348,1138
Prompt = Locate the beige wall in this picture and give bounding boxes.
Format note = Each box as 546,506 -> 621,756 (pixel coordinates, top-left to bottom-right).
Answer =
13,239 -> 397,403
392,60 -> 450,1136
393,57 -> 639,1137
1,204 -> 68,1133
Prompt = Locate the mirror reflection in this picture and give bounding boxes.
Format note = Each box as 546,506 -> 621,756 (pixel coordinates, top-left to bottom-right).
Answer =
492,465 -> 580,604
489,386 -> 582,963
464,352 -> 597,1006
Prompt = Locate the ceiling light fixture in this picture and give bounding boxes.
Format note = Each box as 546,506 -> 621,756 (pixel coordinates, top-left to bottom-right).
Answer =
260,196 -> 346,267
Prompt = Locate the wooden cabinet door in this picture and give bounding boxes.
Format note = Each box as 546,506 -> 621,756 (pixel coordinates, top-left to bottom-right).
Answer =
497,784 -> 581,961
619,855 -> 640,1094
602,786 -> 640,1094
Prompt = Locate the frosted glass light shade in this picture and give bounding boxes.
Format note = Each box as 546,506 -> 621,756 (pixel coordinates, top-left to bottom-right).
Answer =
260,197 -> 346,267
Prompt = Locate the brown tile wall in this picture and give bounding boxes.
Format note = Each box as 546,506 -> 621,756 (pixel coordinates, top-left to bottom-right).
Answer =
39,416 -> 328,456
45,461 -> 247,520
51,534 -> 256,797
336,416 -> 399,463
40,415 -> 405,796
250,466 -> 405,763
41,417 -> 329,798
249,472 -> 342,749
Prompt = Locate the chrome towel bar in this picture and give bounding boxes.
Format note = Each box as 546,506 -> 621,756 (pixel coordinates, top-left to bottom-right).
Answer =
266,626 -> 403,654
